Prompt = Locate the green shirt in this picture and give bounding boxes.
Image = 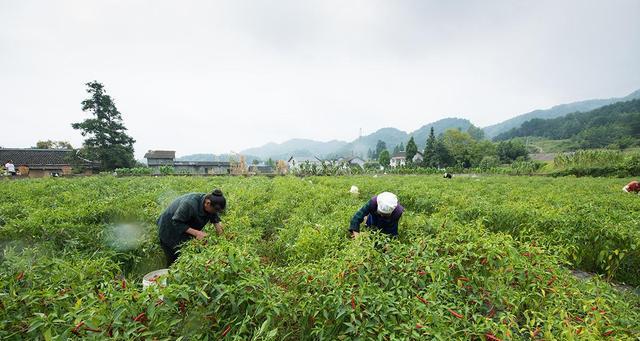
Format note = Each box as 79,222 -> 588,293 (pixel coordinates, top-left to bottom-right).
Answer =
157,193 -> 221,248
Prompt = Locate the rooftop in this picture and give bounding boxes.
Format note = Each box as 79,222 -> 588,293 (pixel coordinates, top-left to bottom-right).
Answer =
0,148 -> 99,168
144,150 -> 176,159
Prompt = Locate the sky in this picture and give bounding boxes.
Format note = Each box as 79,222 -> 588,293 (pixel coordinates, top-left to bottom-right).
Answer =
1,0 -> 639,158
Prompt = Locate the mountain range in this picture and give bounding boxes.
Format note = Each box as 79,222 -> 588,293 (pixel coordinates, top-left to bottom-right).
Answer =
178,89 -> 640,161
240,118 -> 473,160
483,89 -> 640,138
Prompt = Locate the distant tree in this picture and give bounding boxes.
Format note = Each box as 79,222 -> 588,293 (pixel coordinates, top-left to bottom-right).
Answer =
398,142 -> 405,151
367,148 -> 374,160
375,140 -> 387,159
434,139 -> 454,168
497,140 -> 528,163
466,125 -> 485,140
71,81 -> 136,170
423,127 -> 437,167
252,159 -> 260,165
378,150 -> 391,167
267,158 -> 275,167
442,129 -> 475,167
35,140 -> 73,149
393,144 -> 400,154
470,140 -> 498,167
406,137 -> 418,163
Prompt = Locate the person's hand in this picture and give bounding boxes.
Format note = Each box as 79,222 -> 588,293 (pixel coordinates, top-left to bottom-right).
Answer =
351,231 -> 360,238
195,230 -> 209,240
215,223 -> 224,235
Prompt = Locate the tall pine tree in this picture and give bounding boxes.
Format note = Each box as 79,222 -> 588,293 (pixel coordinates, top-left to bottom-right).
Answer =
423,127 -> 437,166
406,136 -> 418,163
72,81 -> 136,170
375,140 -> 387,159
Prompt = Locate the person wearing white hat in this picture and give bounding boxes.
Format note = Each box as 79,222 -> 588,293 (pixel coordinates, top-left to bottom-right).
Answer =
349,192 -> 404,238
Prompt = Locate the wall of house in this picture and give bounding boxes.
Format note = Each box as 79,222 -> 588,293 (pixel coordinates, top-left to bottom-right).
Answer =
147,158 -> 174,166
173,165 -> 229,175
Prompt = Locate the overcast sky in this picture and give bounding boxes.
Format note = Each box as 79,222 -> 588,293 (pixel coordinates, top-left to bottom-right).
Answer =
1,1 -> 639,158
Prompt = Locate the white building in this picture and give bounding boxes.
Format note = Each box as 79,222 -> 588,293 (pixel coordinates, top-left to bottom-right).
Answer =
390,151 -> 406,168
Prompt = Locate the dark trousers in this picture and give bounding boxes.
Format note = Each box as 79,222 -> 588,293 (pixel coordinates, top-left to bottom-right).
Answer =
160,241 -> 179,267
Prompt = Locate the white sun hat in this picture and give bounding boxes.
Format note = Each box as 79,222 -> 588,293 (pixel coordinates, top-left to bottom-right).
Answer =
376,192 -> 398,214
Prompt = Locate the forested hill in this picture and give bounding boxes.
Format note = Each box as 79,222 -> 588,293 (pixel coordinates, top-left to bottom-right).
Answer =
483,89 -> 640,138
495,99 -> 640,148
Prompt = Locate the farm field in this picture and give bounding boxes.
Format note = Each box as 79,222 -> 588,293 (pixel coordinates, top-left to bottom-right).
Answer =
0,175 -> 639,340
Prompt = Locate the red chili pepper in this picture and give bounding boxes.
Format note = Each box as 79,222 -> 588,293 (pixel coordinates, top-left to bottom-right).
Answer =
133,313 -> 146,322
155,299 -> 164,307
591,306 -> 597,311
576,328 -> 583,335
417,270 -> 427,276
480,258 -> 488,265
448,308 -> 464,319
416,323 -> 423,329
416,295 -> 429,305
121,279 -> 126,289
72,321 -> 85,335
574,316 -> 584,323
221,325 -> 231,337
532,327 -> 540,338
351,295 -> 356,309
179,300 -> 186,314
16,272 -> 24,281
98,292 -> 105,301
599,310 -> 606,315
603,330 -> 614,337
456,277 -> 470,282
547,275 -> 557,287
487,307 -> 496,318
485,333 -> 502,341
85,327 -> 101,333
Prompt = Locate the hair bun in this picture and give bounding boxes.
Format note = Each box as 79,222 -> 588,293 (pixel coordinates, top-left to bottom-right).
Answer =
212,188 -> 223,196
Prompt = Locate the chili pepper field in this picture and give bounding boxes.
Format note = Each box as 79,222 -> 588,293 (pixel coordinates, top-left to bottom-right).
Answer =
0,175 -> 639,340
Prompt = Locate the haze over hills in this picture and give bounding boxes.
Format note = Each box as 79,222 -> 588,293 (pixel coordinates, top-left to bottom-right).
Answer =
234,118 -> 474,160
177,89 -> 640,162
484,89 -> 640,138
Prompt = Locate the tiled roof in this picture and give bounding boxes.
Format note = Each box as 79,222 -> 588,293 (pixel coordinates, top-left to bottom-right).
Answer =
0,148 -> 99,168
392,151 -> 406,158
144,150 -> 175,159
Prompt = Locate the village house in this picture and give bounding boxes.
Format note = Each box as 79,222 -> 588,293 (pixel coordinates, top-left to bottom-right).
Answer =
287,156 -> 323,169
248,164 -> 274,174
334,156 -> 366,168
0,148 -> 100,178
144,150 -> 230,175
390,151 -> 406,168
412,151 -> 424,164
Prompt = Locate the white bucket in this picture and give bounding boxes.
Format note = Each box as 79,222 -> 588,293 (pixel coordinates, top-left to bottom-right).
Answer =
142,269 -> 169,289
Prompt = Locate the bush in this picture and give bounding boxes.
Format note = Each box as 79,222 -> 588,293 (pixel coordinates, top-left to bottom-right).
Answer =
115,167 -> 153,176
159,165 -> 175,175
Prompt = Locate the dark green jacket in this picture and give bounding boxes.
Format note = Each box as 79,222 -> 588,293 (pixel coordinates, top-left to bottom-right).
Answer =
157,193 -> 221,248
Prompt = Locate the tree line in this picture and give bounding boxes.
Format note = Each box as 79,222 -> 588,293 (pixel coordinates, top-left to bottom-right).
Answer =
369,126 -> 528,169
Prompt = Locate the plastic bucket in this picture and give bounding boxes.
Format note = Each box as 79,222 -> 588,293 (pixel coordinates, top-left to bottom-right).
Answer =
142,269 -> 169,289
